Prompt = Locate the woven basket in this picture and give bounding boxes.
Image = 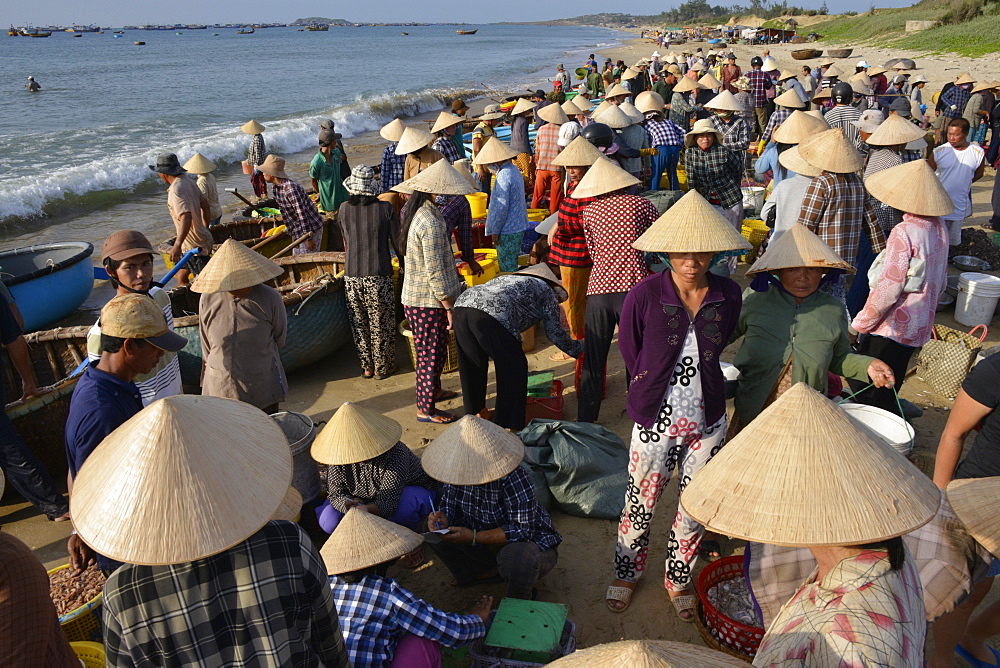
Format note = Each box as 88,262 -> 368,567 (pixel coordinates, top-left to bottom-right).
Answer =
48,565 -> 103,643
399,319 -> 459,374
71,641 -> 106,668
740,219 -> 770,262
694,606 -> 753,663
695,556 -> 765,658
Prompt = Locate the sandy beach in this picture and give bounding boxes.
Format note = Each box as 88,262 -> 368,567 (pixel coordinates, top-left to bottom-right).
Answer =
4,32 -> 999,658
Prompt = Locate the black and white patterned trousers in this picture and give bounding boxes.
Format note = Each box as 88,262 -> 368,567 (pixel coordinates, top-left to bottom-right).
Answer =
344,276 -> 396,376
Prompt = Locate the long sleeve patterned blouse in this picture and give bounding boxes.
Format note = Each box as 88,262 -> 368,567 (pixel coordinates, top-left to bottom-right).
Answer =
325,442 -> 437,516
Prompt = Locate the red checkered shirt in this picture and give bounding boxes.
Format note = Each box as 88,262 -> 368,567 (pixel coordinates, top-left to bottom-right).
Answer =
797,171 -> 885,262
548,181 -> 595,268
533,123 -> 563,172
581,194 -> 657,295
272,179 -> 325,241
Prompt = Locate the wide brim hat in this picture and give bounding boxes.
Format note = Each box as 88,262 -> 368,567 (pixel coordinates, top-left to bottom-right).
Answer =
257,154 -> 289,179
71,395 -> 293,565
343,165 -> 382,197
430,111 -> 464,134
149,153 -> 186,177
393,158 -> 478,196
778,144 -> 823,177
311,402 -> 402,465
241,119 -> 265,134
553,135 -> 604,167
681,383 -> 941,547
911,74 -> 929,84
634,190 -> 751,254
182,153 -> 216,174
947,477 -> 1000,558
666,63 -> 682,75
570,156 -> 639,199
621,67 -> 642,81
594,105 -> 633,129
190,238 -> 283,293
823,64 -> 844,78
320,508 -> 424,574
573,95 -> 593,112
471,136 -> 520,166
704,89 -> 743,112
798,128 -> 863,173
537,103 -> 570,125
851,109 -> 885,134
777,69 -> 797,82
955,72 -> 976,85
635,90 -> 665,113
549,640 -> 746,667
380,118 -> 406,142
864,159 -> 954,216
748,222 -> 854,274
773,88 -> 805,109
478,103 -> 506,121
672,76 -> 702,94
395,127 -> 435,155
732,76 -> 751,91
684,118 -> 724,148
971,81 -> 995,94
422,415 -> 524,485
511,97 -> 536,116
865,113 -> 926,146
699,72 -> 723,89
606,83 -> 631,98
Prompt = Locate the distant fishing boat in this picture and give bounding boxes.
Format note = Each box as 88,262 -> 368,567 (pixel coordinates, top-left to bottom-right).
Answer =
134,41 -> 145,45
306,24 -> 329,31
401,32 -> 408,35
237,27 -> 254,34
0,242 -> 95,333
456,29 -> 478,35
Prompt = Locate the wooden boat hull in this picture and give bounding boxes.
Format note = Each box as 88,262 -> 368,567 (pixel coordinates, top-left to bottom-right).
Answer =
0,243 -> 95,333
456,29 -> 478,34
828,48 -> 853,58
168,253 -> 351,387
791,49 -> 822,60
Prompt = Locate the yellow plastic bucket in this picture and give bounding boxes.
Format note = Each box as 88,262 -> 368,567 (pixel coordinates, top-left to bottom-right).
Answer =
466,192 -> 488,218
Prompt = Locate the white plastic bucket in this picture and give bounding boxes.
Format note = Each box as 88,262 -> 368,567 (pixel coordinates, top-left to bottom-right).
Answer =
741,186 -> 765,214
955,272 -> 1000,327
840,403 -> 914,455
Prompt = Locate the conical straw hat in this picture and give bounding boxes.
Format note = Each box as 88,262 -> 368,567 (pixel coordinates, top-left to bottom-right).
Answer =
471,136 -> 520,165
568,156 -> 640,199
635,91 -> 665,113
823,64 -> 844,78
867,66 -> 888,76
773,88 -> 806,109
805,109 -> 825,120
311,402 -> 403,465
672,76 -> 701,93
511,97 -> 536,116
699,72 -> 723,89
762,56 -> 778,72
421,415 -> 524,485
561,100 -> 582,116
380,118 -> 406,142
621,67 -> 641,81
851,72 -> 872,86
189,238 -> 283,294
777,69 -> 797,82
182,153 -> 216,174
70,395 -> 293,565
549,640 -> 747,667
778,144 -> 823,177
797,128 -> 863,173
592,100 -> 614,117
633,190 -> 752,254
537,103 -> 570,125
320,508 -> 424,574
947,477 -> 1000,558
241,119 -> 265,134
430,111 -> 464,134
606,83 -> 631,98
864,159 -> 954,216
594,105 -> 633,129
271,485 -> 302,522
552,136 -> 604,167
573,95 -> 593,112
955,72 -> 976,85
393,158 -> 479,196
394,127 -> 435,155
619,101 -> 645,124
811,87 -> 832,102
704,90 -> 742,112
747,222 -> 854,274
865,113 -> 926,146
680,383 -> 941,546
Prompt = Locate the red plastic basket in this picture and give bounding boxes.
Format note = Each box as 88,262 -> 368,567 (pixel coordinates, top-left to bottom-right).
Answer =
524,380 -> 564,426
470,224 -> 494,249
695,556 -> 764,657
573,355 -> 606,399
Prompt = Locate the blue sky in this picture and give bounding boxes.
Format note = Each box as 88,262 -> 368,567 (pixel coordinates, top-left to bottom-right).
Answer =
9,0 -> 918,26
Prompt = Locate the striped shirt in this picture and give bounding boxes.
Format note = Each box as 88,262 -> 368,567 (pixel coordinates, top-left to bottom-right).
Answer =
824,105 -> 864,151
533,122 -> 563,172
548,181 -> 595,268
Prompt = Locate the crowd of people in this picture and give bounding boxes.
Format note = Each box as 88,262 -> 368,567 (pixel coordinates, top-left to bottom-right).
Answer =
2,41 -> 1000,668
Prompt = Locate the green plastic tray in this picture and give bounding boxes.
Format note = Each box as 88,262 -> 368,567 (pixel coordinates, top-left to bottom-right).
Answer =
484,598 -> 568,656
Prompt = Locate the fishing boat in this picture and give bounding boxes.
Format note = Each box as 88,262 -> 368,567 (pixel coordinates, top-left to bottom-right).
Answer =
456,29 -> 478,35
237,27 -> 254,34
0,243 -> 95,333
306,24 -> 329,31
167,253 -> 351,387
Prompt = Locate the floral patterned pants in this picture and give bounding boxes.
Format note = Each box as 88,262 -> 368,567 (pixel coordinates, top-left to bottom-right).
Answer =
403,306 -> 450,415
496,232 -> 524,272
345,276 -> 396,376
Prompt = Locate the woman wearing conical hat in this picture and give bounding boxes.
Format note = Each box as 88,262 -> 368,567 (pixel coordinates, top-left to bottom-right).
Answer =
606,190 -> 749,619
183,153 -> 222,227
241,119 -> 269,198
705,90 -> 751,154
472,138 -> 531,272
754,109 -> 829,189
732,224 -> 894,428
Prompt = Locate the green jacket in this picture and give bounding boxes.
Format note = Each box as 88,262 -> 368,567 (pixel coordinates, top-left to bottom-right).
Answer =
732,286 -> 874,422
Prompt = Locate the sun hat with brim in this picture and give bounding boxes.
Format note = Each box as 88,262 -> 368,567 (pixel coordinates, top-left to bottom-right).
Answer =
666,64 -> 681,75
257,154 -> 289,179
683,118 -> 724,148
311,401 -> 402,465
271,486 -> 302,523
320,508 -> 424,574
478,103 -> 506,121
569,156 -> 640,199
732,76 -> 751,91
864,159 -> 954,217
552,136 -> 603,167
747,223 -> 854,275
798,128 -> 863,173
430,111 -> 464,134
606,83 -> 631,98
393,158 -> 479,196
102,229 -> 155,263
240,119 -> 266,134
955,73 -> 976,85
343,165 -> 382,197
594,105 -> 633,129
471,136 -> 520,166
182,153 -> 216,174
189,238 -> 283,294
911,74 -> 928,84
421,415 -> 524,485
778,145 -> 823,177
947,477 -> 1000,558
70,395 -> 292,565
672,77 -> 702,94
680,383 -> 941,547
971,81 -> 995,94
380,118 -> 406,142
699,72 -> 723,90
394,127 -> 435,155
511,97 -> 536,116
548,639 -> 747,667
633,190 -> 752,254
621,67 -> 642,81
773,89 -> 806,109
851,109 -> 885,135
777,69 -> 797,82
618,101 -> 645,124
537,103 -> 570,126
865,113 -> 925,146
867,66 -> 888,77
704,90 -> 743,112
148,153 -> 186,176
100,293 -> 188,352
635,91 -> 665,113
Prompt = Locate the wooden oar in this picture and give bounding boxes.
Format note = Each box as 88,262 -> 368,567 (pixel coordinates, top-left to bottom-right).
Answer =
224,187 -> 271,217
250,231 -> 288,251
271,232 -> 313,259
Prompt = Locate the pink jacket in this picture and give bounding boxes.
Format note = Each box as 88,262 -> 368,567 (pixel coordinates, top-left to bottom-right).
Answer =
852,214 -> 949,347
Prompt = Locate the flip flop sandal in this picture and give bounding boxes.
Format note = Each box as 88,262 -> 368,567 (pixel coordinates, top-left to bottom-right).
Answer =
606,585 -> 635,613
956,644 -> 1000,668
670,594 -> 697,623
699,540 -> 722,561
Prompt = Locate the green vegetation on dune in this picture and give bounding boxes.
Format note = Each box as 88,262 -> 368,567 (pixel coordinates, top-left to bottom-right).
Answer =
892,13 -> 1000,56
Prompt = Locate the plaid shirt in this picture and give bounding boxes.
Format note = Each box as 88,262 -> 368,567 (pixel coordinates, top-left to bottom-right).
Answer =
644,117 -> 686,147
865,147 -> 905,233
761,108 -> 791,144
798,171 -> 885,261
432,136 -> 462,164
272,178 -> 325,241
401,201 -> 463,309
330,574 -> 485,667
103,522 -> 350,668
381,143 -> 407,191
247,134 -> 267,167
549,181 -> 595,267
685,143 -> 743,209
942,84 -> 972,119
710,114 -> 750,152
533,122 -> 564,172
439,466 -> 562,551
436,194 -> 475,262
745,68 -> 772,108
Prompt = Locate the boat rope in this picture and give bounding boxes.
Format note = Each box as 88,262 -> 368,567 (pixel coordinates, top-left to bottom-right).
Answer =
292,273 -> 335,316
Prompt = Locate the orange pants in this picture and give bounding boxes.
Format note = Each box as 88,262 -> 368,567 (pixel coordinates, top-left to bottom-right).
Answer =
532,170 -> 564,212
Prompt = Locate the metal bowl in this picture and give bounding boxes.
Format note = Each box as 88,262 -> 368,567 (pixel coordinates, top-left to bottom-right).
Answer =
937,291 -> 956,311
953,255 -> 991,272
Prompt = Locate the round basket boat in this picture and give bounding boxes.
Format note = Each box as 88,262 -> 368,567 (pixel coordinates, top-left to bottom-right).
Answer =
791,48 -> 822,60
828,48 -> 853,58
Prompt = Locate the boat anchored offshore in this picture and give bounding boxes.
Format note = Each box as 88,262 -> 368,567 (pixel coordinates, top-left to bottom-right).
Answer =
456,29 -> 478,35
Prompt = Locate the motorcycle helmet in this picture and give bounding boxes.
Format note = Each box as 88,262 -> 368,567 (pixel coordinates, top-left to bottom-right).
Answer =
832,81 -> 854,105
750,56 -> 763,68
581,122 -> 614,149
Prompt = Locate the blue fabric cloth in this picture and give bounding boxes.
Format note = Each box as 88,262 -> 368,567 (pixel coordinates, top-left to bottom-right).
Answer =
330,573 -> 485,668
315,486 -> 435,534
754,142 -> 795,186
847,232 -> 876,318
650,144 -> 681,190
989,558 -> 1000,577
65,363 -> 143,479
484,162 -> 530,236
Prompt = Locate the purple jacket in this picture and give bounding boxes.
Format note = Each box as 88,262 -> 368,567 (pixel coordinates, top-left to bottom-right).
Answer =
619,270 -> 742,429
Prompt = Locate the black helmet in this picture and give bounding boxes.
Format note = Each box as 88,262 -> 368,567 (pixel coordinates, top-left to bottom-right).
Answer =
832,81 -> 854,104
581,122 -> 614,149
750,56 -> 763,68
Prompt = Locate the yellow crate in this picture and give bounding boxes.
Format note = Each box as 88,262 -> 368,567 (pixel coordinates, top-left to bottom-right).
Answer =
527,208 -> 549,223
740,219 -> 770,263
457,256 -> 499,286
71,642 -> 106,668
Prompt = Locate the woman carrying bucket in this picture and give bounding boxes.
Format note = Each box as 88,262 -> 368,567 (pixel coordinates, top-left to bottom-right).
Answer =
850,159 -> 953,416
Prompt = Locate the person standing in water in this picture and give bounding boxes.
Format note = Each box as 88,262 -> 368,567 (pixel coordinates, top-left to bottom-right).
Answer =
25,76 -> 40,92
